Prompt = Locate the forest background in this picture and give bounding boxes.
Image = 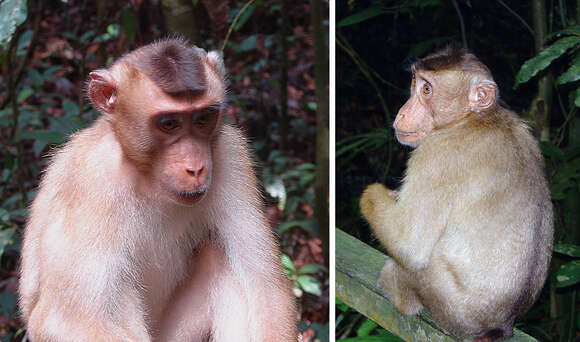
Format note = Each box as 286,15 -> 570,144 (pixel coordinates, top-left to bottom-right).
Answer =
336,1 -> 580,342
0,0 -> 329,341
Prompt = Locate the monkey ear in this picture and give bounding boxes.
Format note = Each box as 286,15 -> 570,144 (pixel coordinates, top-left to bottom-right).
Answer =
469,80 -> 497,112
89,70 -> 118,113
207,51 -> 227,79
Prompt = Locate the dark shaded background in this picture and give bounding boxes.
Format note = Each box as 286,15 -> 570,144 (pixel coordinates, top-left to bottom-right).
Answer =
336,1 -> 579,341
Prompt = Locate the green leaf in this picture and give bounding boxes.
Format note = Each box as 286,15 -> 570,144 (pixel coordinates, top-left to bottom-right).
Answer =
43,65 -> 63,78
79,30 -> 95,43
0,208 -> 9,222
120,9 -> 136,43
299,172 -> 315,187
238,35 -> 257,52
278,219 -> 316,234
27,68 -> 44,87
0,0 -> 28,49
297,275 -> 322,296
107,23 -> 120,37
336,297 -> 350,313
62,100 -> 80,117
21,130 -> 66,145
514,36 -> 580,88
337,7 -> 384,28
298,263 -> 328,274
554,243 -> 580,257
16,29 -> 32,56
296,163 -> 316,171
550,181 -> 572,200
553,160 -> 580,183
556,64 -> 580,84
375,330 -> 405,341
547,26 -> 580,40
357,319 -> 378,337
280,254 -> 295,273
540,141 -> 565,160
556,260 -> 580,287
575,88 -> 580,108
0,228 -> 15,258
0,291 -> 17,318
0,108 -> 11,120
32,139 -> 48,156
17,88 -> 33,103
338,336 -> 401,342
233,3 -> 256,31
50,115 -> 84,134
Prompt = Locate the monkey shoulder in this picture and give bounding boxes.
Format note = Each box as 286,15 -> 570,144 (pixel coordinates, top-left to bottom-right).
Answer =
405,110 -> 547,210
36,118 -> 129,217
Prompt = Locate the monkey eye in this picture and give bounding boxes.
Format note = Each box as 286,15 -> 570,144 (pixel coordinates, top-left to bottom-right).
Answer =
157,114 -> 183,133
422,83 -> 432,96
194,108 -> 219,128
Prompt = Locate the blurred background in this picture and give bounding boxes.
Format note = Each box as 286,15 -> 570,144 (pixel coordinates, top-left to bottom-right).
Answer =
0,0 -> 329,341
336,1 -> 579,341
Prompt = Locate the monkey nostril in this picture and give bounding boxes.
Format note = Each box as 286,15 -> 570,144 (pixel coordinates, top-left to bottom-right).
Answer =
186,166 -> 204,178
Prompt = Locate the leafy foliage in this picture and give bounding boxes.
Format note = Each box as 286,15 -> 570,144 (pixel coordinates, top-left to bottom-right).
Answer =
337,0 -> 580,340
0,0 -> 27,48
514,35 -> 580,89
0,0 -> 327,340
336,299 -> 403,342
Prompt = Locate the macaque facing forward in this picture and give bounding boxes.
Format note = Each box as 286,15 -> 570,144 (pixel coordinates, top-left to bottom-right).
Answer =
19,38 -> 297,342
360,46 -> 553,342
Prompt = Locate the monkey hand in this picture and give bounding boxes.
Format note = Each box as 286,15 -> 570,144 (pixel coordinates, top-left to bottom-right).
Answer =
360,183 -> 393,221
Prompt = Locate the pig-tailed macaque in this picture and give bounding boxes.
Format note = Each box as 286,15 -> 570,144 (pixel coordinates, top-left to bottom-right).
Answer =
359,46 -> 553,342
19,38 -> 297,342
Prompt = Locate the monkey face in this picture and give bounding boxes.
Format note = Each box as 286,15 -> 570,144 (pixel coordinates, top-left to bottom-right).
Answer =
152,108 -> 220,206
89,52 -> 226,207
393,73 -> 435,147
394,67 -> 497,147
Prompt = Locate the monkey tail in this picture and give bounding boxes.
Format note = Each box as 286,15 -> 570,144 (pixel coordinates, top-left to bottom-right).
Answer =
471,326 -> 514,342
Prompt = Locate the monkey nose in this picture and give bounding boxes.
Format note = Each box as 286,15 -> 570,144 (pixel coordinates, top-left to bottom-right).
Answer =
186,166 -> 204,178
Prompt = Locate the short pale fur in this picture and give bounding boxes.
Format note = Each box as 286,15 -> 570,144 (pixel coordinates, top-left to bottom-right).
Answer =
19,40 -> 297,342
360,48 -> 553,341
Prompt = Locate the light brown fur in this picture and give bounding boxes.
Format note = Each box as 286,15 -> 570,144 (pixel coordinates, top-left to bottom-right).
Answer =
360,47 -> 553,341
19,39 -> 297,342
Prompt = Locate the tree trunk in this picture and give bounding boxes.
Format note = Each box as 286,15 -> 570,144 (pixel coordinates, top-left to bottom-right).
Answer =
546,1 -> 575,339
279,0 -> 289,151
310,0 -> 329,257
529,0 -> 552,141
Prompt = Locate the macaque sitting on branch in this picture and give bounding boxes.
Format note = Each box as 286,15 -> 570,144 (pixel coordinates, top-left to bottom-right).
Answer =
360,46 -> 553,342
19,38 -> 297,342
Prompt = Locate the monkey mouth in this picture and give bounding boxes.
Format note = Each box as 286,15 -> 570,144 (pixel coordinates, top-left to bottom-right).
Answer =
171,188 -> 207,204
396,130 -> 418,137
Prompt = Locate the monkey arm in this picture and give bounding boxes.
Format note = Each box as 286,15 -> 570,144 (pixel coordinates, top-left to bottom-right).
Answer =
360,182 -> 448,271
207,125 -> 298,342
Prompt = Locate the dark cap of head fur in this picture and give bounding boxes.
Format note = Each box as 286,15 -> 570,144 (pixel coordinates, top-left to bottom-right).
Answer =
413,45 -> 492,77
121,38 -> 207,96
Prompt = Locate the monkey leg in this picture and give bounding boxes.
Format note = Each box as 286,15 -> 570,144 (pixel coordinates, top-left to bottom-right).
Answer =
378,259 -> 423,316
27,296 -> 151,342
156,244 -> 216,341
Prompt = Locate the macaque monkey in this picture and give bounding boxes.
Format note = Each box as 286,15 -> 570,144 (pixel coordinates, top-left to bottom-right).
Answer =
19,38 -> 297,342
360,46 -> 553,342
